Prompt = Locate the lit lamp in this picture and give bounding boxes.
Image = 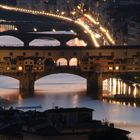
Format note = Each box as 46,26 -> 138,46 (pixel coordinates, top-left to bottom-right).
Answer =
115,66 -> 119,70
18,66 -> 23,71
7,67 -> 10,70
14,27 -> 18,31
33,28 -> 37,32
109,66 -> 113,70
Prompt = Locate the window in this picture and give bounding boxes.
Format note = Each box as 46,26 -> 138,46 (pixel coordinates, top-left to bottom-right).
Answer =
9,52 -> 13,56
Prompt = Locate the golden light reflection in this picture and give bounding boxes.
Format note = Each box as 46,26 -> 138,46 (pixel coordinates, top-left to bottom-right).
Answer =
0,24 -> 16,32
18,94 -> 23,107
103,78 -> 140,98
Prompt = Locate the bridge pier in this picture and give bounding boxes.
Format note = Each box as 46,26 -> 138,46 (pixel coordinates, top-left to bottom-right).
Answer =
87,72 -> 102,99
19,73 -> 35,96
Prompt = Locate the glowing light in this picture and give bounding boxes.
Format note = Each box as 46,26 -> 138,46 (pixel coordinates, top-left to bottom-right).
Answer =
14,27 -> 18,31
75,19 -> 100,47
18,66 -> 23,71
109,66 -> 113,70
84,14 -> 99,25
52,29 -> 56,32
84,14 -> 115,45
33,28 -> 37,32
69,58 -> 78,66
0,4 -> 99,47
7,67 -> 10,70
115,66 -> 119,70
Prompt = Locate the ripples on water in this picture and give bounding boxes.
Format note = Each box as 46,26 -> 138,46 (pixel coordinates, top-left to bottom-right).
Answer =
0,74 -> 140,140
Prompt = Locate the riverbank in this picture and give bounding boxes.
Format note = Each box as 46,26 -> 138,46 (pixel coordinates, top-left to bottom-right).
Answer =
0,107 -> 131,140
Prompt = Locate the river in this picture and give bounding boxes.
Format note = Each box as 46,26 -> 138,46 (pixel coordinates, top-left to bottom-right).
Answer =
0,74 -> 139,140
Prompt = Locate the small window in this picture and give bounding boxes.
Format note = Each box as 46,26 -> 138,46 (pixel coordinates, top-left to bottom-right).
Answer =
10,52 -> 13,56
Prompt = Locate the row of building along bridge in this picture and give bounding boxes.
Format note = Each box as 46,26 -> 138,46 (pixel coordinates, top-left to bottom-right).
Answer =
0,46 -> 140,74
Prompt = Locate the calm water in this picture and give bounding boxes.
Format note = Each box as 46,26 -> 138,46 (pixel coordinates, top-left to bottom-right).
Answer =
0,74 -> 139,140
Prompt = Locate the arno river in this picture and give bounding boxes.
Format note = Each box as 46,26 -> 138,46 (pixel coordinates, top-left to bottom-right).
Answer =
0,74 -> 140,140
0,36 -> 139,140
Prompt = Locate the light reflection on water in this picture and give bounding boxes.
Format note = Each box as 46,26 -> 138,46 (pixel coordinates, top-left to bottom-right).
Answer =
103,78 -> 140,98
0,74 -> 140,140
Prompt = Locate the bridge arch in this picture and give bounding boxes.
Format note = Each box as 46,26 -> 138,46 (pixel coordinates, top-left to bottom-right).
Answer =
66,38 -> 87,47
56,58 -> 68,66
69,58 -> 79,66
0,75 -> 19,88
29,37 -> 61,46
0,35 -> 24,46
35,73 -> 86,93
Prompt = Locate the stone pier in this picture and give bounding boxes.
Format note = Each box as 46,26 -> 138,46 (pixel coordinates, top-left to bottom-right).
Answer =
87,72 -> 102,99
19,73 -> 35,96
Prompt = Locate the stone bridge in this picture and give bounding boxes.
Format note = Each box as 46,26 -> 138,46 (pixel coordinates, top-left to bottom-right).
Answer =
0,46 -> 139,99
0,7 -> 93,46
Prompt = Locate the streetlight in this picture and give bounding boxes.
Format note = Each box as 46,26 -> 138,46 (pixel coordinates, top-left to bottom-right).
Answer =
33,28 -> 37,32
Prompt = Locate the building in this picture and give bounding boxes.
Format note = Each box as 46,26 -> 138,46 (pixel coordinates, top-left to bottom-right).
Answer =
0,107 -> 130,140
128,18 -> 140,45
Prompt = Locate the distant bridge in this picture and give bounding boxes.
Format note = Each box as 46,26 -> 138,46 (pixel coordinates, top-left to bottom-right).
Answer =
0,7 -> 94,46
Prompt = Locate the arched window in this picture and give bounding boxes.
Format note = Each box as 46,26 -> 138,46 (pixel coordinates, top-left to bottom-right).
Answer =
57,58 -> 68,66
69,58 -> 78,66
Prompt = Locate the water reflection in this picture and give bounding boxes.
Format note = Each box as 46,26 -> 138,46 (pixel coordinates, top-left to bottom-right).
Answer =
0,23 -> 17,32
103,78 -> 140,98
102,99 -> 139,108
0,75 -> 140,140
